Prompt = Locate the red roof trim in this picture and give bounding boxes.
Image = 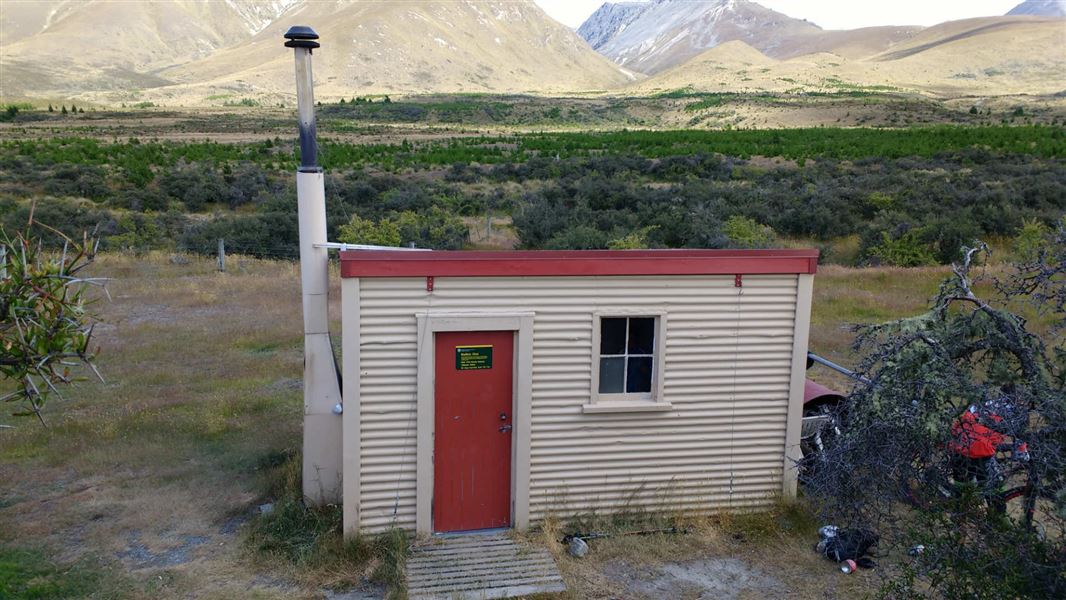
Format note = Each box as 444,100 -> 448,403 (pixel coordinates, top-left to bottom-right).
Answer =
340,249 -> 818,278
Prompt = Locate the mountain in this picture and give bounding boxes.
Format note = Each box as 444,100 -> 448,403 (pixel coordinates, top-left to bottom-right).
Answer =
577,2 -> 650,50
1,0 -> 633,103
1,0 -> 301,97
149,0 -> 634,103
1007,0 -> 1066,16
767,26 -> 924,60
576,0 -> 824,74
632,16 -> 1066,98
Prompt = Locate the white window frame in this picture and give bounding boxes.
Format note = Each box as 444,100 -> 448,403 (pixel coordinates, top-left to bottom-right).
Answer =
585,310 -> 671,414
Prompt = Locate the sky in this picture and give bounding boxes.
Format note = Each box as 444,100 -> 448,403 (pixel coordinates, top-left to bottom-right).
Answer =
533,0 -> 1025,30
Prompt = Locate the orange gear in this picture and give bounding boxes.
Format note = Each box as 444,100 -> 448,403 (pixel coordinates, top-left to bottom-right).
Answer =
949,410 -> 1005,459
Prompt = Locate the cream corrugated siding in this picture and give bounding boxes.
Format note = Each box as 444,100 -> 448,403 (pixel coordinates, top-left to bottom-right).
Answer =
357,275 -> 798,532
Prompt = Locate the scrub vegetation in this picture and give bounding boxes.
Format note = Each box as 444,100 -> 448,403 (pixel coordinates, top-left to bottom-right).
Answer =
1,125 -> 1063,264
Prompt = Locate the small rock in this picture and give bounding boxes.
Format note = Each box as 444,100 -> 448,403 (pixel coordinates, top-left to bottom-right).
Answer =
259,503 -> 274,515
568,537 -> 589,558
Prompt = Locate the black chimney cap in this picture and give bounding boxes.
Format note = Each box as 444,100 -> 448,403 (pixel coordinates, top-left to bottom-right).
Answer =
284,25 -> 320,49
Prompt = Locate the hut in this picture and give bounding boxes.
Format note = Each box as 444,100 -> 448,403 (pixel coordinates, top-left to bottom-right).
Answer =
330,248 -> 818,535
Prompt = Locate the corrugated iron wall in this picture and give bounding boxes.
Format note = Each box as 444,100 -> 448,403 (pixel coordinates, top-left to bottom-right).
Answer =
356,275 -> 800,532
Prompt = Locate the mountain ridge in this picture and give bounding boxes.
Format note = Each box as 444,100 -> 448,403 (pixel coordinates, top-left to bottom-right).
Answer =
630,16 -> 1066,99
1,0 -> 634,103
1007,0 -> 1066,16
576,0 -> 825,74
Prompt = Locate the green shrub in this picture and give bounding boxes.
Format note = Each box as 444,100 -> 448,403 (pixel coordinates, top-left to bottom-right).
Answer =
337,208 -> 468,250
158,161 -> 226,212
607,226 -> 656,249
1013,219 -> 1051,262
393,208 -> 467,250
105,213 -> 169,252
865,191 -> 895,211
918,215 -> 981,264
722,215 -> 777,249
544,225 -> 610,250
44,164 -> 110,200
337,215 -> 402,247
178,212 -> 298,259
112,188 -> 170,212
867,230 -> 936,267
1,198 -> 116,246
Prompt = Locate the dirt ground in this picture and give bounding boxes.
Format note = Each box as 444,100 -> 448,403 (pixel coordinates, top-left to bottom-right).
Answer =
546,524 -> 880,599
1,254 -> 941,598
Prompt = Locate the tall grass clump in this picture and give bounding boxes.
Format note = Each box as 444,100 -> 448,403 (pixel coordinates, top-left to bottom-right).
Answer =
245,452 -> 410,596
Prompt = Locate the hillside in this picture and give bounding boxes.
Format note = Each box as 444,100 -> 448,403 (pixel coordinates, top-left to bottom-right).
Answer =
631,16 -> 1066,98
0,0 -> 301,98
150,0 -> 634,103
577,0 -> 824,74
769,26 -> 924,60
1,0 -> 634,104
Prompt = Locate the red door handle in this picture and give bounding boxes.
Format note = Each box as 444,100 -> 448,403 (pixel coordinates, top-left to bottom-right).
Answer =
499,424 -> 513,433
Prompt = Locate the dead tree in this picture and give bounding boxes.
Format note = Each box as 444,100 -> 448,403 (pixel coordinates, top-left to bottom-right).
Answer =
803,231 -> 1066,599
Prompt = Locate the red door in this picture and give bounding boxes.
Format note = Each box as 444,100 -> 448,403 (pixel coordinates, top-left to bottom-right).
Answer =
433,330 -> 514,532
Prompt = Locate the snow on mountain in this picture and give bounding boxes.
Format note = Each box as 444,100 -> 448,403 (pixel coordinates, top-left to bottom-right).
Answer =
576,0 -> 822,74
577,2 -> 649,50
223,0 -> 303,35
1006,0 -> 1066,16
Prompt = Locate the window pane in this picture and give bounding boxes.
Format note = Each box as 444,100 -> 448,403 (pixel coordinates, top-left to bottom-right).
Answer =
600,318 -> 627,355
628,318 -> 656,354
599,357 -> 625,393
627,357 -> 653,393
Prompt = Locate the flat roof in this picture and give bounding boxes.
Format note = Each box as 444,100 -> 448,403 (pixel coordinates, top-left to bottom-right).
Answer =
339,249 -> 818,278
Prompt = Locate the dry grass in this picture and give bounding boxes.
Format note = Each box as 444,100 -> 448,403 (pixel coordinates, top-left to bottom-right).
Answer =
523,501 -> 880,599
2,252 -> 1005,598
1,252 -> 319,598
807,260 -> 1058,392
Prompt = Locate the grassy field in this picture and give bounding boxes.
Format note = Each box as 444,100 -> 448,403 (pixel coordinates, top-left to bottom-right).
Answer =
0,251 -> 975,598
5,92 -> 1064,141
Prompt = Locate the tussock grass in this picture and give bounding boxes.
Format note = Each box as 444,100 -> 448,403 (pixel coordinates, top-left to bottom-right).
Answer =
246,452 -> 410,597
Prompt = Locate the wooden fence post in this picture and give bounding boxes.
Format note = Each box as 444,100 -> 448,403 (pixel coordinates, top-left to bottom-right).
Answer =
217,239 -> 226,272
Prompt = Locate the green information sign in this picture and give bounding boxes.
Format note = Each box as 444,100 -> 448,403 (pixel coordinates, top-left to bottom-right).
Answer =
455,345 -> 493,370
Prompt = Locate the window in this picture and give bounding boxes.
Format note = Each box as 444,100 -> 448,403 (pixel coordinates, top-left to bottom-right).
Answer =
587,313 -> 670,413
599,317 -> 655,394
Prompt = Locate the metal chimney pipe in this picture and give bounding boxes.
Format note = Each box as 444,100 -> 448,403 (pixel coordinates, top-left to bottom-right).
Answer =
286,25 -> 319,170
285,25 -> 342,506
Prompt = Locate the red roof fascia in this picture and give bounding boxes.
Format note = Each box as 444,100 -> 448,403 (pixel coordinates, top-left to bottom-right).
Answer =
339,249 -> 818,278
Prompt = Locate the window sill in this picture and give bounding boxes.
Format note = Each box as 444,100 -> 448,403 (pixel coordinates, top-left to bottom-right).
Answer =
582,402 -> 673,414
